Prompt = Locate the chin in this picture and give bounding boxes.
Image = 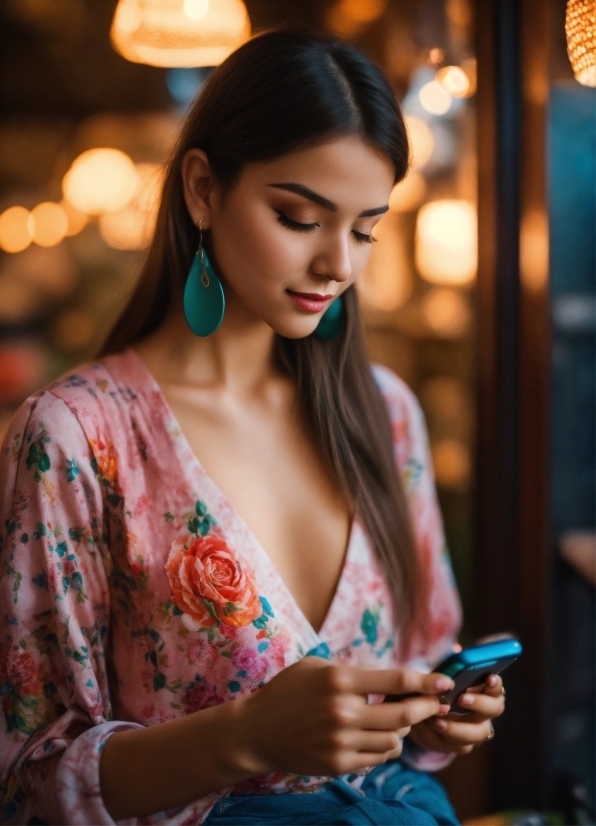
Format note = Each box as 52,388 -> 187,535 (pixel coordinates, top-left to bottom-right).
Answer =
269,317 -> 321,340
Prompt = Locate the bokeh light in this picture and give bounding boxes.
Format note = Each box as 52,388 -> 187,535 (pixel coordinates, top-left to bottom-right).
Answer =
404,115 -> 434,168
60,199 -> 88,236
421,287 -> 471,337
389,171 -> 427,212
30,202 -> 69,247
62,148 -> 140,215
431,439 -> 471,490
110,0 -> 251,68
436,65 -> 472,97
419,80 -> 453,115
0,206 -> 33,253
415,200 -> 477,285
359,213 -> 412,312
98,162 -> 163,250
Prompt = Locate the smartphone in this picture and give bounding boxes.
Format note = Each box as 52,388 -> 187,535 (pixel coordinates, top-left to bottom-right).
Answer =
384,635 -> 523,714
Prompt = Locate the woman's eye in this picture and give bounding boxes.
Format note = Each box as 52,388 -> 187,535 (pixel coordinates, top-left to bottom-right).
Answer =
275,210 -> 319,233
352,230 -> 376,244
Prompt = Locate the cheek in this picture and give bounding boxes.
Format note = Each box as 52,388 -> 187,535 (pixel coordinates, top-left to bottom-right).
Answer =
215,203 -> 306,294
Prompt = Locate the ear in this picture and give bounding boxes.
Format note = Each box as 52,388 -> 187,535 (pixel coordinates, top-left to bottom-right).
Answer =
181,148 -> 217,230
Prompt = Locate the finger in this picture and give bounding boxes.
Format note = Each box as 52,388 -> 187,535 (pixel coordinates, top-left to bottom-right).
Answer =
456,691 -> 505,717
429,716 -> 494,745
361,695 -> 442,729
349,730 -> 404,753
347,667 -> 454,698
484,674 -> 503,695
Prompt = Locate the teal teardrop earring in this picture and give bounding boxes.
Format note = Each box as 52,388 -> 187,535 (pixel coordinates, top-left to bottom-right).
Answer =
183,219 -> 225,337
314,295 -> 345,341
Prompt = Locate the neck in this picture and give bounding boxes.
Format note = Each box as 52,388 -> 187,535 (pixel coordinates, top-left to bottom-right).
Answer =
135,291 -> 279,397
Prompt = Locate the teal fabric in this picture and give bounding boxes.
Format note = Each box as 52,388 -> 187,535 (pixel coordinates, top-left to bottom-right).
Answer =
204,760 -> 459,825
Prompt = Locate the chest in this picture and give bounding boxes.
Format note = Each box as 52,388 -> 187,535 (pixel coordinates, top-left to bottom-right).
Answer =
161,389 -> 352,634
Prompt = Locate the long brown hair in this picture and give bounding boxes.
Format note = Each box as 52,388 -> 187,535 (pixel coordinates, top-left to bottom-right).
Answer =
99,28 -> 428,652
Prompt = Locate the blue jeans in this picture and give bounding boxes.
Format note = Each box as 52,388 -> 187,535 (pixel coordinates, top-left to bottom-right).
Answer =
204,760 -> 459,825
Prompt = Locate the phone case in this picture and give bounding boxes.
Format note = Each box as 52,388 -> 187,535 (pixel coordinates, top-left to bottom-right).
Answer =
436,637 -> 523,713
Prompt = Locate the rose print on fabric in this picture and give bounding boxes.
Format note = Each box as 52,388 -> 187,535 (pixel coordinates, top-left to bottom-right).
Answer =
166,533 -> 262,628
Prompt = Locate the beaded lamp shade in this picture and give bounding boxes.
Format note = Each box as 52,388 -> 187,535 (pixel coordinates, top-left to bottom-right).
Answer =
565,0 -> 596,87
110,0 -> 251,68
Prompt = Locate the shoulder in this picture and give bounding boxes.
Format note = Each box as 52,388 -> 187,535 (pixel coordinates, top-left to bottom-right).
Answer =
371,363 -> 426,436
1,351 -> 136,464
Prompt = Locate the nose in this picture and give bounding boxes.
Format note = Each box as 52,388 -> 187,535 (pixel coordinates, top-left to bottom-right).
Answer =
311,233 -> 352,283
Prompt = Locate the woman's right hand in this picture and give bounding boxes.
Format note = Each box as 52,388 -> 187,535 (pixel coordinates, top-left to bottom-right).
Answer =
236,656 -> 454,777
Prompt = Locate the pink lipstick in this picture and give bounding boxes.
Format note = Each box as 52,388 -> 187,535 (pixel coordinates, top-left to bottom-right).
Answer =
287,290 -> 334,313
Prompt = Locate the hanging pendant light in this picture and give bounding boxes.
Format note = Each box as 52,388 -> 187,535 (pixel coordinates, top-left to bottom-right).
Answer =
565,0 -> 596,87
110,0 -> 251,68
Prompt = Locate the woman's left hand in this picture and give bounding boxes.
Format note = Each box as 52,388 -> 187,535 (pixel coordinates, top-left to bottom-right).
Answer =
407,674 -> 506,755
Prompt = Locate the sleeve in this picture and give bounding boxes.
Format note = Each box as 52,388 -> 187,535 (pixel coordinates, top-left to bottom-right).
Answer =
372,365 -> 463,771
0,391 -> 143,825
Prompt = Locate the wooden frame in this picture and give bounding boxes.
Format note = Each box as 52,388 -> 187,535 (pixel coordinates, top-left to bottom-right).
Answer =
475,0 -> 552,810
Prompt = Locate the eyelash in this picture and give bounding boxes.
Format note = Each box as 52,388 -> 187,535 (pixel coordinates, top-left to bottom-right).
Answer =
275,211 -> 376,244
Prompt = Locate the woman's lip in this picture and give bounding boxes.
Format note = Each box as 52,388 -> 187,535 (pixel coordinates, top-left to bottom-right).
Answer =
286,290 -> 334,313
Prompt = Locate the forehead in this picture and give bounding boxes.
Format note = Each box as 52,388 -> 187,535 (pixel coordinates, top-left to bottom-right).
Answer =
239,135 -> 395,211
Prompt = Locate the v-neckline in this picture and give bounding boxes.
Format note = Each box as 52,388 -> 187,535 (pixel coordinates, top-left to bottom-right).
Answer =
121,345 -> 359,642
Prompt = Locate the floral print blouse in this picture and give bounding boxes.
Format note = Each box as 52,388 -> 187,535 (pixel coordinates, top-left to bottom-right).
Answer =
0,347 -> 461,825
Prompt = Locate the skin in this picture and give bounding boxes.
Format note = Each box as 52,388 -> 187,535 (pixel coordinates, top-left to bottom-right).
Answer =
99,136 -> 505,820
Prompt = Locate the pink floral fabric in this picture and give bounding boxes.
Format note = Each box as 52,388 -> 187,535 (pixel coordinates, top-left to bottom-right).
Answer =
0,348 -> 461,824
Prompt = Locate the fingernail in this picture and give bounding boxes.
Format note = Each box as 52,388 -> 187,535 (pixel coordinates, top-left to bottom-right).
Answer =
459,694 -> 474,706
435,677 -> 454,692
433,718 -> 448,730
438,704 -> 451,715
488,675 -> 498,688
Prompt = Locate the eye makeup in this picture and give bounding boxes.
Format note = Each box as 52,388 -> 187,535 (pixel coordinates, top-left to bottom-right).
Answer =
274,209 -> 376,244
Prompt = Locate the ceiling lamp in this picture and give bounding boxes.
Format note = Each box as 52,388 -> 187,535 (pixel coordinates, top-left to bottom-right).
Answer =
110,0 -> 251,68
565,0 -> 596,87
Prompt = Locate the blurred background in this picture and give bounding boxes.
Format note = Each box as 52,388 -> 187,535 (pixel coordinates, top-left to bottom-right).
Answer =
0,0 -> 594,823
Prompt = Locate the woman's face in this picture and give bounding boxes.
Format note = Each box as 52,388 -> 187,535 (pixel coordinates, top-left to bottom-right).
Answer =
190,135 -> 395,339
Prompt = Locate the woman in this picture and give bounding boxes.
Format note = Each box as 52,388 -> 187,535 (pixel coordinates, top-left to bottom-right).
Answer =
0,29 -> 505,825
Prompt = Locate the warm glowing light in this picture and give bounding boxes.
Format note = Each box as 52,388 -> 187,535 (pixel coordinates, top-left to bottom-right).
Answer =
338,0 -> 386,23
431,439 -> 471,490
428,47 -> 445,66
110,0 -> 251,68
60,199 -> 88,236
327,0 -> 386,35
421,288 -> 470,337
62,148 -> 139,215
566,0 -> 596,87
30,202 -> 69,248
0,206 -> 33,253
404,115 -> 434,168
416,200 -> 477,285
520,209 -> 549,293
436,65 -> 471,97
419,80 -> 453,115
184,0 -> 209,19
99,163 -> 163,250
388,171 -> 426,212
359,213 -> 412,312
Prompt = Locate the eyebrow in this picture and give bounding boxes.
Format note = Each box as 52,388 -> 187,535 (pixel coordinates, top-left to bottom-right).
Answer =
268,182 -> 389,218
